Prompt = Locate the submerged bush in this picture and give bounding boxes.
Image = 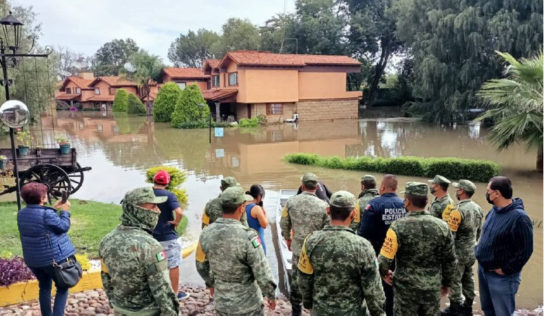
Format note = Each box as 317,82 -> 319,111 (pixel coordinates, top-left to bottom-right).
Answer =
284,153 -> 500,182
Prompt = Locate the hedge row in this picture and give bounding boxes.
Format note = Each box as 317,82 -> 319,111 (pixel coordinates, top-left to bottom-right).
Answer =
284,153 -> 500,182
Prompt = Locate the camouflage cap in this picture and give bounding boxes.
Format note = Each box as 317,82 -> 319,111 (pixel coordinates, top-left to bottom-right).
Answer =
221,176 -> 239,189
401,182 -> 429,197
329,190 -> 356,208
122,187 -> 167,205
452,179 -> 476,193
220,186 -> 253,208
428,175 -> 451,185
361,174 -> 376,182
301,172 -> 318,187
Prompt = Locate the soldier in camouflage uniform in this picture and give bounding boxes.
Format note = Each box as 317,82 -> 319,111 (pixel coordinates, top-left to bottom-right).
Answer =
378,182 -> 456,316
196,187 -> 276,315
350,174 -> 380,231
298,191 -> 385,316
280,173 -> 329,316
201,176 -> 248,228
99,187 -> 179,316
428,175 -> 455,221
443,180 -> 484,316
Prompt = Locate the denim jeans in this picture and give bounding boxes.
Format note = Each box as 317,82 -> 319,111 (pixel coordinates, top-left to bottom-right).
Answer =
478,265 -> 521,316
30,265 -> 69,316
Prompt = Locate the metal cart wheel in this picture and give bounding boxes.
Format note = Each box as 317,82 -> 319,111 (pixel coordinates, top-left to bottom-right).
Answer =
65,163 -> 84,194
19,164 -> 72,200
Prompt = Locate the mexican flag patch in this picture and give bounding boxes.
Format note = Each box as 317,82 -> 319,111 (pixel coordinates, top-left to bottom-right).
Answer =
251,237 -> 262,248
156,250 -> 166,262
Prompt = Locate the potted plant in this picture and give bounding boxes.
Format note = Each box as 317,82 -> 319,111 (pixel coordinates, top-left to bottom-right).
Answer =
16,131 -> 31,156
56,135 -> 71,155
0,155 -> 7,170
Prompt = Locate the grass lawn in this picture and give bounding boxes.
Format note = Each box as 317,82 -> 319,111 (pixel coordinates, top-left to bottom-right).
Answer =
0,200 -> 122,259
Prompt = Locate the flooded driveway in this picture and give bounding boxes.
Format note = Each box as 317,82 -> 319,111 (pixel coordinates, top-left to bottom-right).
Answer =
4,111 -> 540,308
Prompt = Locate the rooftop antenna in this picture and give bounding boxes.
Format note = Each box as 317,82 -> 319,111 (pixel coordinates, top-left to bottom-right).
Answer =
279,0 -> 287,53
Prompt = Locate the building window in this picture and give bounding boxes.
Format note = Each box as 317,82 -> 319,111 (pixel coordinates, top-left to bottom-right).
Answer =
76,88 -> 81,94
66,88 -> 71,94
266,103 -> 283,115
177,82 -> 186,90
94,88 -> 100,95
228,72 -> 237,86
213,75 -> 220,87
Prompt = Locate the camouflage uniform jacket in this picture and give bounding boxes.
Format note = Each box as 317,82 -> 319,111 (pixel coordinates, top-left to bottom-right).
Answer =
429,194 -> 455,222
447,199 -> 484,263
196,218 -> 276,314
378,210 -> 456,292
280,191 -> 329,256
350,189 -> 380,231
201,195 -> 248,228
99,203 -> 179,316
298,225 -> 385,316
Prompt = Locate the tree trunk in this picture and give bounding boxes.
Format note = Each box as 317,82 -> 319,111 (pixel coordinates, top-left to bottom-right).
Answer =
365,41 -> 391,106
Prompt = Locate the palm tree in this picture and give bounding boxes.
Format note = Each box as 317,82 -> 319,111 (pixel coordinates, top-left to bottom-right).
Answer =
476,51 -> 543,171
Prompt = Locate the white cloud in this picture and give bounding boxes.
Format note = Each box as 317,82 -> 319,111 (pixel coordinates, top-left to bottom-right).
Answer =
11,0 -> 296,64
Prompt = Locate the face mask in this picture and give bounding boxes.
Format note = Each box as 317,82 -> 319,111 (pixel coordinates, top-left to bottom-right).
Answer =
485,192 -> 494,205
430,187 -> 436,194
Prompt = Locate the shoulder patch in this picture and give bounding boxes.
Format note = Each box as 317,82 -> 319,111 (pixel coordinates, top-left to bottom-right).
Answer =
297,239 -> 314,274
448,209 -> 462,232
365,203 -> 372,211
202,211 -> 210,225
353,203 -> 361,223
251,236 -> 262,248
281,206 -> 288,218
379,228 -> 398,260
156,250 -> 166,262
442,204 -> 454,222
195,242 -> 206,263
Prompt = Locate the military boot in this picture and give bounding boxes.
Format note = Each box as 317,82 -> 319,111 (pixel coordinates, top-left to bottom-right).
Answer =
291,303 -> 302,316
462,300 -> 474,316
441,302 -> 464,316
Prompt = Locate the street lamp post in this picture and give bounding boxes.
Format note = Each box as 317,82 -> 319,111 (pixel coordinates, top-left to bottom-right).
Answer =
0,12 -> 49,210
199,103 -> 212,144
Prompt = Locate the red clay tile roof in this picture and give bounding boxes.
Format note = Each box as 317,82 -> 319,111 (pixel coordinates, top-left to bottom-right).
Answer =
86,95 -> 115,102
162,67 -> 209,79
55,93 -> 79,101
89,76 -> 138,87
221,50 -> 361,68
203,59 -> 221,69
60,77 -> 94,90
202,88 -> 238,102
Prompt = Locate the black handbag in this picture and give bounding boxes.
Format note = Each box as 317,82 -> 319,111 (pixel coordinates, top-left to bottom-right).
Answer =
52,256 -> 82,288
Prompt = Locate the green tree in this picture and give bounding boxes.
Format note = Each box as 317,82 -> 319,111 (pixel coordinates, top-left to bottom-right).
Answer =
213,18 -> 261,56
168,29 -> 221,67
112,89 -> 128,112
259,14 -> 296,53
153,82 -> 182,122
171,84 -> 209,127
92,38 -> 139,76
345,0 -> 402,105
476,52 -> 543,171
127,93 -> 146,115
393,0 -> 543,123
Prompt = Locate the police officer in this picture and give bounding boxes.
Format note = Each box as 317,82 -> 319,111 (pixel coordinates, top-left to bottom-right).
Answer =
428,175 -> 455,221
350,174 -> 380,231
378,182 -> 456,316
443,180 -> 483,316
358,174 -> 405,316
196,187 -> 276,316
201,176 -> 248,228
280,172 -> 329,316
99,187 -> 179,316
297,191 -> 385,315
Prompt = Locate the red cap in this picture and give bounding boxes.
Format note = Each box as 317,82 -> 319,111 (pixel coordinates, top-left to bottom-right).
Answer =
153,170 -> 170,185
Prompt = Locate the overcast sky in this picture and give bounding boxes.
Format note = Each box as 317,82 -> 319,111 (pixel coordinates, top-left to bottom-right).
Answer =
11,0 -> 296,65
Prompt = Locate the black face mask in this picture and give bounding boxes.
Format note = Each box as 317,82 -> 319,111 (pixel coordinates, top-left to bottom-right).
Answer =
456,194 -> 461,201
485,192 -> 494,205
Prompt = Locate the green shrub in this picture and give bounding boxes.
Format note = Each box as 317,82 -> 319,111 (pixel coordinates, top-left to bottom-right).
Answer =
239,117 -> 260,127
112,89 -> 128,112
171,84 -> 209,127
284,153 -> 500,182
127,93 -> 147,115
153,82 -> 182,122
174,121 -> 208,129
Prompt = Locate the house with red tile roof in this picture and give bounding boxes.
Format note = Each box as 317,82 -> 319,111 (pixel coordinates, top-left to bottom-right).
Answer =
162,51 -> 362,122
160,67 -> 209,92
55,73 -> 141,110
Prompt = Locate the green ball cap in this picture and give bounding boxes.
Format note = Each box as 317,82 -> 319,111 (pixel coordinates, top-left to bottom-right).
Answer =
452,179 -> 476,193
427,174 -> 451,185
220,186 -> 253,208
301,172 -> 318,186
330,190 -> 356,208
221,176 -> 239,189
361,174 -> 376,182
121,187 -> 168,205
401,182 -> 429,197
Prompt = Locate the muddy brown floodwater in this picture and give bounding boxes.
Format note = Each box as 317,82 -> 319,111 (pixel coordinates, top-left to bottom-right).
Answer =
2,111 -> 540,309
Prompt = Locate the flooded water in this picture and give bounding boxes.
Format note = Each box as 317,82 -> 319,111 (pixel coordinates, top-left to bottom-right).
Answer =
4,111 -> 541,308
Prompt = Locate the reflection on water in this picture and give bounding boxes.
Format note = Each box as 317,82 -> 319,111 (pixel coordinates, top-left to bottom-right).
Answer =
5,111 -> 540,308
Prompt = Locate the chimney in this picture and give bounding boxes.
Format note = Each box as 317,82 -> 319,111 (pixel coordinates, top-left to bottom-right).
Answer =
78,72 -> 95,80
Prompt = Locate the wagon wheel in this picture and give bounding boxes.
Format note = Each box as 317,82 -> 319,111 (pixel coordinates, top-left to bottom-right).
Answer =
19,164 -> 72,201
67,163 -> 84,194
